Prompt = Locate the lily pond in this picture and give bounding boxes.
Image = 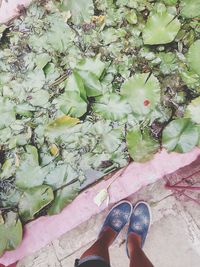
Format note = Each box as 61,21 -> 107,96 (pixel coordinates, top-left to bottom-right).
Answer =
1,0 -> 200,255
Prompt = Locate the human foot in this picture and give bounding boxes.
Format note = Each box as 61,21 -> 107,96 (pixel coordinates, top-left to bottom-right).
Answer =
99,200 -> 133,246
126,201 -> 151,257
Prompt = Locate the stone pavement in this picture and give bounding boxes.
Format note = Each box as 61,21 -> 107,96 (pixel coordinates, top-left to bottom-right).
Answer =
17,178 -> 200,267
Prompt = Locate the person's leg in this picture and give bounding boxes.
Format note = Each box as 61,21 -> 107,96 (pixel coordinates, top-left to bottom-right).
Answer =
80,227 -> 117,264
77,201 -> 132,267
128,233 -> 154,267
126,202 -> 154,267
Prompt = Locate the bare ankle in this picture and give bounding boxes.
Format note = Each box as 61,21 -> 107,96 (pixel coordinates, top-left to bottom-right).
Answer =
98,227 -> 117,247
128,233 -> 142,256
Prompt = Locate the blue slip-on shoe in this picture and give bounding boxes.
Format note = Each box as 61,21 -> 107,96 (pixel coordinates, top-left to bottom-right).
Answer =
98,200 -> 133,240
126,201 -> 152,258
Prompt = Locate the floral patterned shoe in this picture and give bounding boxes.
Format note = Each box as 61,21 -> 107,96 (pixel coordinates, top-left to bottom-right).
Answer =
126,201 -> 152,257
99,201 -> 133,239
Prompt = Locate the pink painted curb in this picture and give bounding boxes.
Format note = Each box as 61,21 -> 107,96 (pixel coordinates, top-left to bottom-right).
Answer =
0,0 -> 32,23
1,148 -> 200,265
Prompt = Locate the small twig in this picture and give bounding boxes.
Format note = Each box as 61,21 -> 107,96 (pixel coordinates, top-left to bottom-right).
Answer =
54,178 -> 79,192
166,14 -> 179,26
50,74 -> 68,87
144,71 -> 152,84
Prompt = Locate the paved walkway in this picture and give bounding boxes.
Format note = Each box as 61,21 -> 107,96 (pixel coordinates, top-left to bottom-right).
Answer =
17,179 -> 200,267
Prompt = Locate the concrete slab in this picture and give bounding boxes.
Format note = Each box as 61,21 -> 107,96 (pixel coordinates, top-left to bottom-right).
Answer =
16,179 -> 200,267
17,244 -> 61,267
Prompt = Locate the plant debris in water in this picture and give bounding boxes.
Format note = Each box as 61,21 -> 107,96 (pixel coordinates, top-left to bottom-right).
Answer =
1,0 -> 200,255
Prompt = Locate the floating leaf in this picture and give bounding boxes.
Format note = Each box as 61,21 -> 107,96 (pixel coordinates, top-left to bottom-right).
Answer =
126,128 -> 159,162
16,146 -> 48,189
46,115 -> 79,139
76,56 -> 105,79
121,73 -> 160,119
162,118 -> 199,153
55,91 -> 87,118
125,10 -> 137,25
56,0 -> 94,25
94,188 -> 109,207
143,10 -> 181,45
158,52 -> 178,75
181,70 -> 200,91
0,97 -> 16,130
25,70 -> 46,90
48,180 -> 80,215
0,212 -> 23,257
44,165 -> 67,190
77,70 -> 103,97
50,144 -> 59,156
180,0 -> 200,18
187,40 -> 200,76
101,28 -> 120,45
19,185 -> 54,222
29,90 -> 50,107
185,97 -> 200,124
0,158 -> 16,179
65,71 -> 87,102
93,93 -> 131,120
35,53 -> 51,69
45,16 -> 75,52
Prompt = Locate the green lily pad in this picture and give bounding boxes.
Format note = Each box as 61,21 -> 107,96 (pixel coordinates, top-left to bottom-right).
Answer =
126,128 -> 159,162
45,115 -> 79,140
25,70 -> 46,90
56,0 -> 94,25
29,90 -> 50,107
46,17 -> 75,52
48,180 -> 80,215
19,185 -> 54,222
143,10 -> 181,45
16,146 -> 48,189
158,52 -> 178,75
121,73 -> 160,119
44,165 -> 67,190
0,97 -> 16,130
65,71 -> 87,102
187,40 -> 200,76
0,212 -> 23,257
101,28 -> 120,45
185,96 -> 200,124
77,70 -> 103,97
180,0 -> 200,18
35,53 -> 51,69
125,10 -> 138,25
55,91 -> 87,118
93,93 -> 131,120
162,118 -> 199,153
76,56 -> 105,79
181,70 -> 200,91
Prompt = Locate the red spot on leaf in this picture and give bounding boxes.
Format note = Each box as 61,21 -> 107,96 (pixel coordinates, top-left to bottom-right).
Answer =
144,99 -> 150,106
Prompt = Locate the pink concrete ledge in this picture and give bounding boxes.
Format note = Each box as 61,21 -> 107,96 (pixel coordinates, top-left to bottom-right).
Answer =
1,148 -> 200,266
0,0 -> 32,23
